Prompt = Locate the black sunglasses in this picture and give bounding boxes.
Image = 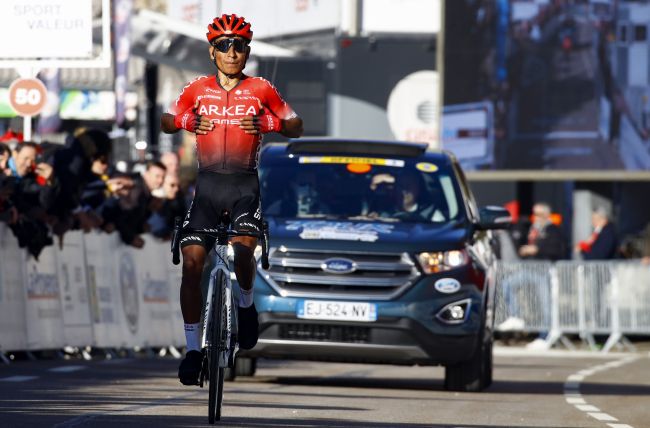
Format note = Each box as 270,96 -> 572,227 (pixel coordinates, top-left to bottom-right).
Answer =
212,38 -> 248,53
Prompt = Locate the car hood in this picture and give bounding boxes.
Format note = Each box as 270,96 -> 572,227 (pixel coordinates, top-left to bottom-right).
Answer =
267,217 -> 469,253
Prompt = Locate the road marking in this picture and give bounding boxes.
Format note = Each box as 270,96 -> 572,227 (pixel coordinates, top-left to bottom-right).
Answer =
589,413 -> 619,422
494,346 -> 630,359
576,404 -> 600,412
49,365 -> 86,373
0,375 -> 38,382
564,356 -> 639,428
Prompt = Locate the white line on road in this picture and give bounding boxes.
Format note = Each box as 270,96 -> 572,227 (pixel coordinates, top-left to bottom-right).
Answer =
48,366 -> 86,373
0,375 -> 38,382
564,356 -> 639,428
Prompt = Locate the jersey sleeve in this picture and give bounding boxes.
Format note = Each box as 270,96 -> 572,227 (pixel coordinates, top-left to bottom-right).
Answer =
167,78 -> 199,115
260,79 -> 297,120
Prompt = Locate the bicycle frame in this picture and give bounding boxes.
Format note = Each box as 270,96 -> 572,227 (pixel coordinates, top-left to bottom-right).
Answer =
201,243 -> 237,368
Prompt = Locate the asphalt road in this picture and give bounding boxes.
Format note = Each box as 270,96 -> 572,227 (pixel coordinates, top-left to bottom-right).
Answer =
1,348 -> 649,428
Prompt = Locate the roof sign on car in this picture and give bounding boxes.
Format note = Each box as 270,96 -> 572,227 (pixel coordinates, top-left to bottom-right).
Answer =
299,156 -> 405,167
415,162 -> 438,173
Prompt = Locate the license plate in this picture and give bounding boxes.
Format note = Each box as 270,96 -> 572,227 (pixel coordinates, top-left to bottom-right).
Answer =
297,300 -> 377,322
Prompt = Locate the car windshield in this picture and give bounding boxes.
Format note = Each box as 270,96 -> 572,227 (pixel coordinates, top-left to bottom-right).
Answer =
260,155 -> 464,224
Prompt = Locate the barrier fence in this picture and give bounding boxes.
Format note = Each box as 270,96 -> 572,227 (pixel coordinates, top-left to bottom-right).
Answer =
495,260 -> 650,352
1,223 -> 648,355
0,225 -> 185,356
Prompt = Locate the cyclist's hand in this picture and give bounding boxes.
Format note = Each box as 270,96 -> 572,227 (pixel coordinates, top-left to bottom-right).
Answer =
174,101 -> 214,135
239,102 -> 281,135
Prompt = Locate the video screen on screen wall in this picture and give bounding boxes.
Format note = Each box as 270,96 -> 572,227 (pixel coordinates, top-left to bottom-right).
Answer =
442,0 -> 650,171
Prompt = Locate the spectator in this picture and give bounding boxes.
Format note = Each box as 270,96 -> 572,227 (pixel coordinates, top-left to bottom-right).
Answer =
502,202 -> 565,348
6,142 -> 57,258
518,202 -> 566,261
148,173 -> 186,239
0,143 -> 17,224
50,128 -> 112,236
160,151 -> 180,176
80,153 -> 135,233
115,161 -> 166,248
576,206 -> 618,260
0,143 -> 11,175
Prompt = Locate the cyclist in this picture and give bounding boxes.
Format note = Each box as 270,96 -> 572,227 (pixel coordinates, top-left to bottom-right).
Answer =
161,13 -> 303,386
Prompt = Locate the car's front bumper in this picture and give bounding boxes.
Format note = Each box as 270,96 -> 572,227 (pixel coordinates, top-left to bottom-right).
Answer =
240,309 -> 480,366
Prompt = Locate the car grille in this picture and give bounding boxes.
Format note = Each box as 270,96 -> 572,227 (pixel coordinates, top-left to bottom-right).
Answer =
261,247 -> 420,300
279,323 -> 371,343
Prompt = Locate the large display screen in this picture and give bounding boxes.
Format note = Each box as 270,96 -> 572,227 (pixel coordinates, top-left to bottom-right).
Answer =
442,0 -> 650,171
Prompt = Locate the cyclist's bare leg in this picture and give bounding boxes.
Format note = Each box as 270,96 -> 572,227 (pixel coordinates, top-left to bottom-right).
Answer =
181,244 -> 207,323
231,236 -> 258,291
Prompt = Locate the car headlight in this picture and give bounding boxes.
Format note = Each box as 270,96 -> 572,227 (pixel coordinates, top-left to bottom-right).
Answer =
416,250 -> 468,274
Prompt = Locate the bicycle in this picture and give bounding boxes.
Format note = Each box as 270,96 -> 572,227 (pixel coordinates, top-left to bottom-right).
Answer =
171,211 -> 270,424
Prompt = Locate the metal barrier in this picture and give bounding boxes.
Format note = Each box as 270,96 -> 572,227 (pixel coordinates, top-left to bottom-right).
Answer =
1,222 -> 648,355
495,260 -> 650,352
0,225 -> 185,357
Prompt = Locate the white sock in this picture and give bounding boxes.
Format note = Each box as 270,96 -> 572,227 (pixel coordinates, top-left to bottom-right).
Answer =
184,323 -> 201,352
239,288 -> 254,308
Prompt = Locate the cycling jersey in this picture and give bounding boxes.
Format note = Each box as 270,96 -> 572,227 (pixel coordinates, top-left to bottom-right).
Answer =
168,75 -> 296,173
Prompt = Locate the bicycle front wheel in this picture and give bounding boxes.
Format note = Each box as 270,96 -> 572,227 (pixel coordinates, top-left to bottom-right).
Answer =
208,270 -> 226,424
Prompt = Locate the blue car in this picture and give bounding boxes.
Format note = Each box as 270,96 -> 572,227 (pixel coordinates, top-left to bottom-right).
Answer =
235,138 -> 509,392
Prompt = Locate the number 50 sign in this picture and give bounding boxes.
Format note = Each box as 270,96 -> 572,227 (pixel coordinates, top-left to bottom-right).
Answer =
8,78 -> 47,116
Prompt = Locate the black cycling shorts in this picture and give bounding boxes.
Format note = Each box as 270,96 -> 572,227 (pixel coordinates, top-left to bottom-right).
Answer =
180,171 -> 262,251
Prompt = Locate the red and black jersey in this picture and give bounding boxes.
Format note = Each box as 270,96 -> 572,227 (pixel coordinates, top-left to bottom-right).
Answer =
168,74 -> 296,173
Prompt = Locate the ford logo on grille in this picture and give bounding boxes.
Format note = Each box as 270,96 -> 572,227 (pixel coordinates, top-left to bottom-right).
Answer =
321,258 -> 357,274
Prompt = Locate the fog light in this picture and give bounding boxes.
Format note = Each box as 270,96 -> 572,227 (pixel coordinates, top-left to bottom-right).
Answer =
436,298 -> 471,324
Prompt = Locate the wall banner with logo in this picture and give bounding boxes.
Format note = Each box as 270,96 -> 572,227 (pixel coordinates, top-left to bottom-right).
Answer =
0,226 -> 27,352
84,231 -> 125,349
23,245 -> 65,350
54,231 -> 94,347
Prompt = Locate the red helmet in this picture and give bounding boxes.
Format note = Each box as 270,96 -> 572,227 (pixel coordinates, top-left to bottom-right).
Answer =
206,14 -> 253,43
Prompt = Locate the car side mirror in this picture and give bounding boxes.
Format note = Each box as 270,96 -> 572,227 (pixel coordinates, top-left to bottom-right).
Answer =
477,206 -> 512,230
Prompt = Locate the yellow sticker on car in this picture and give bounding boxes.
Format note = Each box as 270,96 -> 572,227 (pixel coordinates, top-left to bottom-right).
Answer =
415,162 -> 438,173
299,156 -> 405,167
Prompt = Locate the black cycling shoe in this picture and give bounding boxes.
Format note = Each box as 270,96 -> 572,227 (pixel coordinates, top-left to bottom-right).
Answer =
238,304 -> 259,350
178,350 -> 203,385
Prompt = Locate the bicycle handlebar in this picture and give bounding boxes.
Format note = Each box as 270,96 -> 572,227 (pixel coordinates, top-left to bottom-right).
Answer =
171,217 -> 270,269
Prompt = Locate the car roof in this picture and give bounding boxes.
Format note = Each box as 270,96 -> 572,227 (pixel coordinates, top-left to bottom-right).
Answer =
263,137 -> 455,162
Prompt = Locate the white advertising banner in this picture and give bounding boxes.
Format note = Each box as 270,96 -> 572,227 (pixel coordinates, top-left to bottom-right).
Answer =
55,231 -> 93,347
23,245 -> 64,350
168,0 -> 217,26
362,0 -> 439,34
131,237 -> 174,347
220,0 -> 340,39
113,246 -> 143,348
0,226 -> 27,352
85,232 -> 124,348
166,249 -> 185,348
0,0 -> 93,59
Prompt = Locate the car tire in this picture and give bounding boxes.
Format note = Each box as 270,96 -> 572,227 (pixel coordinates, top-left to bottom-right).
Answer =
444,322 -> 492,392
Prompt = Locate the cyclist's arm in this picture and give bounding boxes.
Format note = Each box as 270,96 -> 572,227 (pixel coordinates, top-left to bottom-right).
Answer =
161,104 -> 214,135
280,116 -> 303,138
161,113 -> 179,134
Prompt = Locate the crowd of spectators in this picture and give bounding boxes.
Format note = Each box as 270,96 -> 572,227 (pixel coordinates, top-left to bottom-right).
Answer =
0,128 -> 186,258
